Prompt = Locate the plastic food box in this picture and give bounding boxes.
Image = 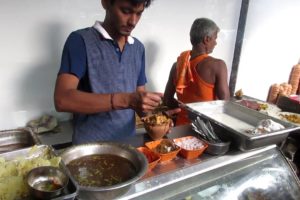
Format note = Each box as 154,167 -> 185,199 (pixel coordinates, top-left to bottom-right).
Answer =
137,147 -> 161,171
145,139 -> 181,162
173,136 -> 208,159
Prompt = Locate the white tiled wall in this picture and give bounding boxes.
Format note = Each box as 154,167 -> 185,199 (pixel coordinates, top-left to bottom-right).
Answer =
0,0 -> 242,129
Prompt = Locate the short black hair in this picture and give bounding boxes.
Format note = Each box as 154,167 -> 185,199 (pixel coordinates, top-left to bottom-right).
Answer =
110,0 -> 153,8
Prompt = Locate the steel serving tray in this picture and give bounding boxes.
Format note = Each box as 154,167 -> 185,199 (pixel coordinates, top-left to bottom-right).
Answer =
184,100 -> 300,151
0,145 -> 77,200
0,127 -> 41,153
59,142 -> 148,200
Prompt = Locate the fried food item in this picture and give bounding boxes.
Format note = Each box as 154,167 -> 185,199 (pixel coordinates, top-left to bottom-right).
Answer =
288,64 -> 300,94
258,103 -> 268,110
235,89 -> 243,99
135,113 -> 144,128
280,113 -> 300,124
143,113 -> 170,126
267,82 -> 293,104
267,84 -> 280,103
279,82 -> 292,96
154,139 -> 178,154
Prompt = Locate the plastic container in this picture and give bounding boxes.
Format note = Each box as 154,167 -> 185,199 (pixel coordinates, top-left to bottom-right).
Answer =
173,136 -> 208,159
145,139 -> 181,162
137,147 -> 161,171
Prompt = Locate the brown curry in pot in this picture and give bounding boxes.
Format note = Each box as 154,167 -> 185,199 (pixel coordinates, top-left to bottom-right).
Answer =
67,154 -> 136,187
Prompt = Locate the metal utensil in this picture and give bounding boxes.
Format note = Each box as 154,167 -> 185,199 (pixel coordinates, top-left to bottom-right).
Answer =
193,117 -> 221,143
191,123 -> 209,140
196,117 -> 215,142
204,119 -> 221,142
192,118 -> 231,154
192,118 -> 213,142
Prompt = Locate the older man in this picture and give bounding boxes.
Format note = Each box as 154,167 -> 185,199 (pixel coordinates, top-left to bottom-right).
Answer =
164,18 -> 230,125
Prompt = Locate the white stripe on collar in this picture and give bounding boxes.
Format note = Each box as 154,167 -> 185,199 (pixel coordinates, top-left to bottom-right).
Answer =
93,21 -> 134,44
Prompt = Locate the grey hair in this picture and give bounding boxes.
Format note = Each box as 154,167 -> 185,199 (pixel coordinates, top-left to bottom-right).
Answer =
190,18 -> 220,46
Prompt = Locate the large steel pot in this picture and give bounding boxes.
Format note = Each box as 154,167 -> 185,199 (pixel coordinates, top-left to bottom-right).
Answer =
59,142 -> 148,200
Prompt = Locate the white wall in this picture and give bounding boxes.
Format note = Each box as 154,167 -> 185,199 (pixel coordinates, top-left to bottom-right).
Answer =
236,0 -> 300,101
0,0 -> 241,129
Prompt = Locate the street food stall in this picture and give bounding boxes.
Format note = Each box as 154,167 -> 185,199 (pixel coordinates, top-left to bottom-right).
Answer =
1,97 -> 300,200
1,0 -> 300,199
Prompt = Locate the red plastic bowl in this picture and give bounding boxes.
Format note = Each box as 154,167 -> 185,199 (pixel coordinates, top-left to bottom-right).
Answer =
137,147 -> 161,171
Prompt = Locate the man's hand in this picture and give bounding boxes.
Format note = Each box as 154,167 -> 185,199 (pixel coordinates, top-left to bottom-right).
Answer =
129,91 -> 164,114
164,108 -> 181,118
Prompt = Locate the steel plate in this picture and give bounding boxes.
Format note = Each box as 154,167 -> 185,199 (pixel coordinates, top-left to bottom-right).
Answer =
0,128 -> 40,153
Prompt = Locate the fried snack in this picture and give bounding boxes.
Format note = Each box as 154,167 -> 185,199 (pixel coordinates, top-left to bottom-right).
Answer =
135,113 -> 144,128
258,103 -> 268,110
282,82 -> 292,94
267,83 -> 280,103
288,64 -> 300,94
280,113 -> 300,124
143,113 -> 170,126
278,82 -> 292,97
154,139 -> 177,154
235,89 -> 243,99
267,82 -> 293,103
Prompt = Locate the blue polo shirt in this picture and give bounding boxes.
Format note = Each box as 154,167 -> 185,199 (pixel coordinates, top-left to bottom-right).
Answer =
58,22 -> 147,144
59,32 -> 147,91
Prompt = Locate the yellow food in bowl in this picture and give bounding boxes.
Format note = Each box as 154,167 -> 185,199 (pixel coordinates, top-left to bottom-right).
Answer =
143,113 -> 170,126
143,113 -> 172,140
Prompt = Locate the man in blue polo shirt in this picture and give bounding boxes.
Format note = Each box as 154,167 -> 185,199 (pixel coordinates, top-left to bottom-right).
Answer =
54,0 -> 179,144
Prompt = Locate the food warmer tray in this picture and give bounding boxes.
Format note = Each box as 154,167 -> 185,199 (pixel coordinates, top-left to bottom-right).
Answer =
184,100 -> 300,151
0,145 -> 77,200
0,127 -> 41,154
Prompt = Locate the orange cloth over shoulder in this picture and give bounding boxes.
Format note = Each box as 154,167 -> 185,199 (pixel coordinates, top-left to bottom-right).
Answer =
175,51 -> 216,125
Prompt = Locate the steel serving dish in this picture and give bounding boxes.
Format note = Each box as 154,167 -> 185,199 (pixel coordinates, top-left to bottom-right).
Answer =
202,138 -> 231,155
27,166 -> 69,199
59,142 -> 148,200
0,128 -> 40,153
184,100 -> 300,151
0,145 -> 77,200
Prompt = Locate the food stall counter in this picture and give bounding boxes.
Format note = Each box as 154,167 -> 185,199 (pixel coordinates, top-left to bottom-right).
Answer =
36,122 -> 300,200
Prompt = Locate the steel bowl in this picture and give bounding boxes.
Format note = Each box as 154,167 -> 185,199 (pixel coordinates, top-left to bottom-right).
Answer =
204,139 -> 231,155
27,166 -> 69,199
60,142 -> 148,200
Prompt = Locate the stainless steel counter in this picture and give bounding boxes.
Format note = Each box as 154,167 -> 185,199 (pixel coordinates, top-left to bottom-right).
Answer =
36,121 -> 293,200
120,145 -> 278,200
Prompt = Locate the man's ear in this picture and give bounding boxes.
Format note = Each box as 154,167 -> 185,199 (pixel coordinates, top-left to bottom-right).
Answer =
203,35 -> 211,45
